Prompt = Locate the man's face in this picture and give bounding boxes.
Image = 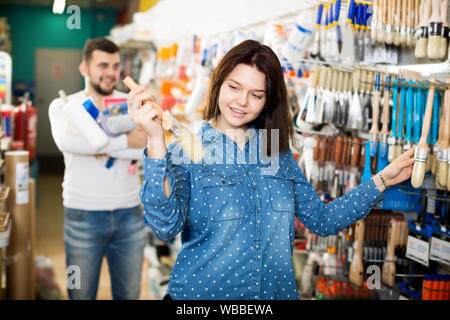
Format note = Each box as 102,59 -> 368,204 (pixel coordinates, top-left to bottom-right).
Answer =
83,50 -> 120,96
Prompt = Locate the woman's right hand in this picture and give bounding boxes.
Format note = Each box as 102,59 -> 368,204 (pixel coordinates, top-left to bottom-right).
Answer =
127,85 -> 164,140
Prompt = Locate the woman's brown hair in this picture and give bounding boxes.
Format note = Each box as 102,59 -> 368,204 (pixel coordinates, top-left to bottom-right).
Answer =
202,39 -> 293,155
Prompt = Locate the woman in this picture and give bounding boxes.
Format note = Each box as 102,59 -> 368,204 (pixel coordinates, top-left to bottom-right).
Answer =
127,40 -> 415,300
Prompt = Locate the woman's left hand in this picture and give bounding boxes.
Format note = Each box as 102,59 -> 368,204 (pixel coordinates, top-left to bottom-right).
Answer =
374,147 -> 415,192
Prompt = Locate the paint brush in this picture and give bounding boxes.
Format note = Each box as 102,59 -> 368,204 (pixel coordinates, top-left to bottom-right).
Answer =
415,0 -> 430,58
428,0 -> 443,59
123,76 -> 204,163
388,78 -> 399,163
411,78 -> 437,188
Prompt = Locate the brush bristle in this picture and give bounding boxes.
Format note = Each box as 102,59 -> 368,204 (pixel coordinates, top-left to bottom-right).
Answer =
178,127 -> 204,163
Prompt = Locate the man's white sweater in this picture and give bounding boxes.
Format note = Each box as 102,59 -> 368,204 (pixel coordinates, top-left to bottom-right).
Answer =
48,90 -> 143,211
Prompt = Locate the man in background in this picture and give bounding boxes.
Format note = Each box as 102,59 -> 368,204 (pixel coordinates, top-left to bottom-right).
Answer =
49,38 -> 148,300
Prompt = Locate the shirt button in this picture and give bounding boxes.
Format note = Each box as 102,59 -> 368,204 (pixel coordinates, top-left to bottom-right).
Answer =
253,186 -> 257,191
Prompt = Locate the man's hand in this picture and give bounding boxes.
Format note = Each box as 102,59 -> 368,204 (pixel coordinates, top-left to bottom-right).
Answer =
126,127 -> 148,149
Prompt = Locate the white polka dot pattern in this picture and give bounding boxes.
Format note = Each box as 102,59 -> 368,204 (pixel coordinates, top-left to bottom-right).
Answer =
139,123 -> 385,300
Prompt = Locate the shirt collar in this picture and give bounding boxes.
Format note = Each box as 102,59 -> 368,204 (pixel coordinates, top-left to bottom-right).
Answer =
199,122 -> 258,147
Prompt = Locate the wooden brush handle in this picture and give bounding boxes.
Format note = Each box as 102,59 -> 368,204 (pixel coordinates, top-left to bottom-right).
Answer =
353,69 -> 361,92
381,82 -> 391,134
360,70 -> 367,92
310,68 -> 320,89
418,79 -> 436,149
341,136 -> 348,165
335,135 -> 344,165
318,66 -> 328,90
337,70 -> 344,92
370,82 -> 381,134
442,0 -> 449,26
350,219 -> 365,287
414,0 -> 420,28
343,72 -> 350,92
329,69 -> 336,92
123,76 -> 173,131
359,139 -> 366,168
351,137 -> 362,167
313,135 -> 321,161
429,0 -> 441,22
382,0 -> 388,25
423,0 -> 432,27
402,0 -> 407,28
319,136 -> 327,164
407,0 -> 413,28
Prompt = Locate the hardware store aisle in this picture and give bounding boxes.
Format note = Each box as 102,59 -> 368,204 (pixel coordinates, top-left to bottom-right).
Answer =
36,174 -> 152,300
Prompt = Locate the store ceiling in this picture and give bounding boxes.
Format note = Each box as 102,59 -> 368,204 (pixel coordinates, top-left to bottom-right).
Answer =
0,0 -> 129,9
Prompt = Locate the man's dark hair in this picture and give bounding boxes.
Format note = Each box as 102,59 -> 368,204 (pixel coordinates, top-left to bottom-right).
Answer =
83,38 -> 119,63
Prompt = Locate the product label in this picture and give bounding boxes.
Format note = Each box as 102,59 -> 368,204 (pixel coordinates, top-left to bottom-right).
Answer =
16,162 -> 29,205
430,237 -> 450,265
406,235 -> 430,267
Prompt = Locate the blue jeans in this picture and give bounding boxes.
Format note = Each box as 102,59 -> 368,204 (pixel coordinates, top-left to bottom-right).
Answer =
64,206 -> 147,300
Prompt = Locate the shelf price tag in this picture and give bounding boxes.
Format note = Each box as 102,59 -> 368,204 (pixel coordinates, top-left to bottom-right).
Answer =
405,235 -> 430,267
430,237 -> 450,266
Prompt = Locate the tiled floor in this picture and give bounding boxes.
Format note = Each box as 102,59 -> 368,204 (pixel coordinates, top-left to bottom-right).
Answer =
35,174 -> 152,300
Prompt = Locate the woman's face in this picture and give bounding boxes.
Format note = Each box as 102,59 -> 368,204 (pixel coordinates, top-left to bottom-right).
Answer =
215,63 -> 267,131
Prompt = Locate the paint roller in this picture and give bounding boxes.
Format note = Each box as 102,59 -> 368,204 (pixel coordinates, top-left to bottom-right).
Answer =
411,79 -> 437,189
123,76 -> 205,163
58,90 -> 109,151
